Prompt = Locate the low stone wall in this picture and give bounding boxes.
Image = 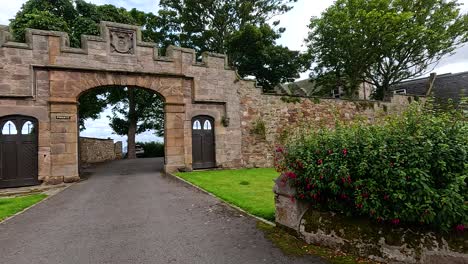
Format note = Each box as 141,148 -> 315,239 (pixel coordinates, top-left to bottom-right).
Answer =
240,81 -> 422,168
273,175 -> 468,264
79,137 -> 122,164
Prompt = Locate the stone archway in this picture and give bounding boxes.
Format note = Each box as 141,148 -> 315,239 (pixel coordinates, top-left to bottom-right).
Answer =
0,21 -> 246,186
47,71 -> 187,183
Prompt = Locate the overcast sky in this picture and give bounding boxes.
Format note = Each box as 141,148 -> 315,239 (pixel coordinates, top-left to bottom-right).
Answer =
1,0 -> 467,146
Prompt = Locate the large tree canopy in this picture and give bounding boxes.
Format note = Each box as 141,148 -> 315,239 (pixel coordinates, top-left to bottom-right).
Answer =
306,0 -> 468,100
158,0 -> 306,91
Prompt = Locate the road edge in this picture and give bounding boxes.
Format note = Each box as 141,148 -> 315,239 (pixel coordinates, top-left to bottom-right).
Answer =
0,183 -> 76,225
165,172 -> 276,227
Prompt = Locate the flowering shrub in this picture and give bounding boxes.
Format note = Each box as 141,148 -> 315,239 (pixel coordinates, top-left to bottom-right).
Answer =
275,105 -> 467,232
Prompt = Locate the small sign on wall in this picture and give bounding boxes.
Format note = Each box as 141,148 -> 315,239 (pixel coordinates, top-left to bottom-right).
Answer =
55,116 -> 72,120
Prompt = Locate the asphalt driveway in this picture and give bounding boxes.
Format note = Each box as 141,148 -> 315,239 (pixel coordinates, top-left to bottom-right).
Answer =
0,158 -> 325,264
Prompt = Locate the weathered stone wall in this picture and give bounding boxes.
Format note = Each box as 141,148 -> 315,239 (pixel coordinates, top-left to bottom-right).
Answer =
239,82 -> 420,168
273,175 -> 468,264
0,21 -> 248,184
0,20 -> 421,186
79,137 -> 121,164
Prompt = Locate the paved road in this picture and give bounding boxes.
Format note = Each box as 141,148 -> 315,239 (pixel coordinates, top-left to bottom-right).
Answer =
0,158 -> 325,264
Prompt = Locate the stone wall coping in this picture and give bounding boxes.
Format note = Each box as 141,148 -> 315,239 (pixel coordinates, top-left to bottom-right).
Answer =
0,21 -> 235,70
80,137 -> 114,142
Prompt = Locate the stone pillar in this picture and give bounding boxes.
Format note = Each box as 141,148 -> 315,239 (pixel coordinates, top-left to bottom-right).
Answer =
48,103 -> 80,184
273,175 -> 309,231
165,103 -> 186,172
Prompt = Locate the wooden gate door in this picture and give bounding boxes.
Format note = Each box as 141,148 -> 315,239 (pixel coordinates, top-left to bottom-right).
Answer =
192,116 -> 215,169
0,116 -> 39,188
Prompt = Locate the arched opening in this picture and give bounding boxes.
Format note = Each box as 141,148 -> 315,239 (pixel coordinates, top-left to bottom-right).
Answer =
77,85 -> 166,173
0,115 -> 39,188
192,115 -> 216,169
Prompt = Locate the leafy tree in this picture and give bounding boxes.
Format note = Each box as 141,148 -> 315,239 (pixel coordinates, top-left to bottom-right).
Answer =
227,24 -> 305,89
158,0 -> 305,91
107,88 -> 164,159
78,88 -> 108,131
306,0 -> 468,100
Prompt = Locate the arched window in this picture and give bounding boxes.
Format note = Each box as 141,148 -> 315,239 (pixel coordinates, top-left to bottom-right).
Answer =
21,121 -> 34,135
203,120 -> 212,130
193,120 -> 202,130
2,121 -> 18,135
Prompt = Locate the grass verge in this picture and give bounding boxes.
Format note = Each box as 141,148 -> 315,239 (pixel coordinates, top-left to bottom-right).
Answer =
257,221 -> 379,264
176,168 -> 277,220
0,194 -> 47,221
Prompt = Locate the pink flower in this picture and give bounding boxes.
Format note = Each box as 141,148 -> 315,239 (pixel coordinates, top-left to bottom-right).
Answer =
455,224 -> 465,232
356,203 -> 363,209
391,219 -> 400,225
342,148 -> 348,156
275,147 -> 284,153
317,159 -> 323,165
285,171 -> 297,179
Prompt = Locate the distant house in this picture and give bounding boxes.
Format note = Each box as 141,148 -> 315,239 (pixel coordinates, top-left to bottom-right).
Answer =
391,71 -> 468,104
276,79 -> 373,100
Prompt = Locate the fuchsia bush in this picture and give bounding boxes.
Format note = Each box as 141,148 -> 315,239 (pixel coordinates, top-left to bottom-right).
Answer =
275,105 -> 467,232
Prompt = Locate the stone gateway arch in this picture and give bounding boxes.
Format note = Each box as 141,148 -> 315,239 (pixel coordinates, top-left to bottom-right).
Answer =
0,21 -> 403,188
0,22 -> 249,186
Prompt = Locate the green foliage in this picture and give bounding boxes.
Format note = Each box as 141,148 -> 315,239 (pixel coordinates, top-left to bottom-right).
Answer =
227,24 -> 307,91
281,96 -> 301,104
176,168 -> 278,220
251,118 -> 267,139
107,87 -> 165,137
78,87 -> 108,131
159,0 -> 305,91
0,194 -> 47,221
137,141 -> 165,158
306,0 -> 468,100
276,104 -> 467,232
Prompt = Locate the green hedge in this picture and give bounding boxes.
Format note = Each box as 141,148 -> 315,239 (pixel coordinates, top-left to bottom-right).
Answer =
137,142 -> 164,158
276,105 -> 467,232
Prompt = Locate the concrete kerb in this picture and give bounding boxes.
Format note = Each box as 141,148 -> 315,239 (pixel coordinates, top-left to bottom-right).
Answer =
165,172 -> 276,227
0,183 -> 76,225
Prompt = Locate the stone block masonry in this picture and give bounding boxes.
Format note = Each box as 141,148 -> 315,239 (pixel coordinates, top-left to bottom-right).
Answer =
0,21 -> 417,186
79,137 -> 122,164
239,80 -> 420,168
273,175 -> 468,264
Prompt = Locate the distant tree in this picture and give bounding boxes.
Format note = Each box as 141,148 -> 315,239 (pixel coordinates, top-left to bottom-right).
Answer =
306,0 -> 468,100
107,88 -> 164,159
227,24 -> 305,89
158,0 -> 306,91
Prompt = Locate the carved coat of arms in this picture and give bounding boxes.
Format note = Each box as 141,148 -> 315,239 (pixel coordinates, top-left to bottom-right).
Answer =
110,30 -> 134,54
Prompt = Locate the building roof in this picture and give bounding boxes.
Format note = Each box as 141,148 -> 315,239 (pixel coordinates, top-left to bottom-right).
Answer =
392,71 -> 468,102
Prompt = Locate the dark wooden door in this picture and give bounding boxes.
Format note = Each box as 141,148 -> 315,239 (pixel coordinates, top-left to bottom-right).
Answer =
0,116 -> 39,188
192,116 -> 215,169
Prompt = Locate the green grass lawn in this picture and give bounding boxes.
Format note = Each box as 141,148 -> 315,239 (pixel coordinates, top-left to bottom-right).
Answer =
0,194 -> 47,221
176,168 -> 278,220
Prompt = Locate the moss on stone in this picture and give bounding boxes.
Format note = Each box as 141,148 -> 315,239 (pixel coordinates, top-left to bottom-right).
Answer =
300,209 -> 468,259
354,101 -> 375,111
257,221 -> 377,264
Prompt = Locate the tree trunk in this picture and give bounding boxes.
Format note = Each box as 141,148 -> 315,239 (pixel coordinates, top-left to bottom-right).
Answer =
127,87 -> 137,159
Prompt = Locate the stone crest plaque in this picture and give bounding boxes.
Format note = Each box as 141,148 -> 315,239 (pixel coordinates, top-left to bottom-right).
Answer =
110,29 -> 135,54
